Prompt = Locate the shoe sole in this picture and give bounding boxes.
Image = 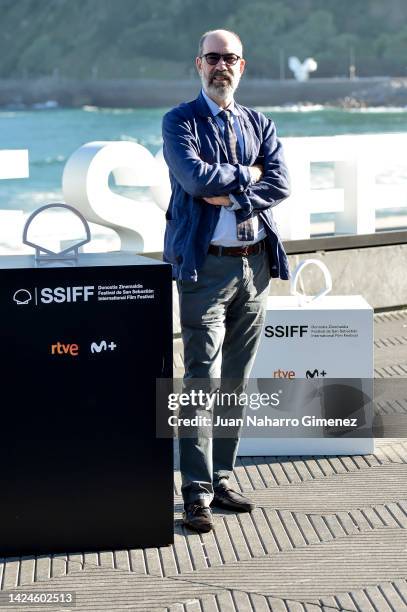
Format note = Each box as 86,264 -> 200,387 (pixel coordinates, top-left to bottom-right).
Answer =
182,519 -> 213,533
210,499 -> 254,513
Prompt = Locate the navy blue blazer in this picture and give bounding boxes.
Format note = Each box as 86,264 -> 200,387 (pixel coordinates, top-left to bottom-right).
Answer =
162,91 -> 290,282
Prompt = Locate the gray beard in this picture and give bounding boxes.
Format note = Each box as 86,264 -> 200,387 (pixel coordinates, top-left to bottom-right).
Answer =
201,74 -> 239,102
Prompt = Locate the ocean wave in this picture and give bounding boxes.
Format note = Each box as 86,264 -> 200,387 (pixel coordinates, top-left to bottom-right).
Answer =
101,108 -> 135,114
376,166 -> 407,183
256,104 -> 407,113
13,191 -> 64,208
82,106 -> 135,114
119,133 -> 163,148
0,111 -> 26,118
32,100 -> 59,110
348,106 -> 407,113
119,134 -> 139,143
31,155 -> 66,167
82,105 -> 99,112
256,104 -> 326,112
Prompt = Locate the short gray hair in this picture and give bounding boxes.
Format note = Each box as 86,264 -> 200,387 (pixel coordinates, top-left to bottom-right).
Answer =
198,29 -> 243,57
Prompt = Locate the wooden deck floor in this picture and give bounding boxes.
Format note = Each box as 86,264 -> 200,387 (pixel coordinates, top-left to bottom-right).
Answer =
0,309 -> 407,611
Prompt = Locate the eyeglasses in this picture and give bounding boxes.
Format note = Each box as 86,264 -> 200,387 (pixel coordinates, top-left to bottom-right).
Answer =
201,53 -> 241,66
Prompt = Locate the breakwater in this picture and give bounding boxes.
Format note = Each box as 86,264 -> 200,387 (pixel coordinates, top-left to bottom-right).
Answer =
1,76 -> 407,109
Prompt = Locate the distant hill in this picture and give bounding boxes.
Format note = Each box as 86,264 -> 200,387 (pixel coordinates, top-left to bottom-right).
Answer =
1,0 -> 407,79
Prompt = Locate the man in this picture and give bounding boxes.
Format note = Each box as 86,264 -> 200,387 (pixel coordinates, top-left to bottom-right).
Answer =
162,29 -> 290,532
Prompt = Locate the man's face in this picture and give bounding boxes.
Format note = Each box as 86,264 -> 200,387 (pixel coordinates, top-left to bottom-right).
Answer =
196,32 -> 245,102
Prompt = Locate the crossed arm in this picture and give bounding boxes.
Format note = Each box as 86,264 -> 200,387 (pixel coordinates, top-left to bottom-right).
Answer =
204,164 -> 263,207
162,110 -> 289,212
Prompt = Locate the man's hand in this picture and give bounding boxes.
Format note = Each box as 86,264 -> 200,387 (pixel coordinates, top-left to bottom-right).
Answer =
203,196 -> 231,206
202,164 -> 264,206
249,164 -> 263,183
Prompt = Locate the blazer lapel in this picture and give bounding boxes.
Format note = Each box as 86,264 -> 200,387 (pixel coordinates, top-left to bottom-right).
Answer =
207,116 -> 228,159
196,92 -> 228,160
196,92 -> 261,162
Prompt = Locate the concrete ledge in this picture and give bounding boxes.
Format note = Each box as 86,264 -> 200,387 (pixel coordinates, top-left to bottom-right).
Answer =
167,242 -> 407,335
285,229 -> 407,254
273,242 -> 407,310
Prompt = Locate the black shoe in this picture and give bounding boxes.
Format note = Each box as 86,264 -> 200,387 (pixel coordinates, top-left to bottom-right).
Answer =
183,501 -> 214,533
211,485 -> 255,513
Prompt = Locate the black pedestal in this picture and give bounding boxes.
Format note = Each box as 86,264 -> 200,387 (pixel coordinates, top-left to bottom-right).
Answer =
0,252 -> 173,556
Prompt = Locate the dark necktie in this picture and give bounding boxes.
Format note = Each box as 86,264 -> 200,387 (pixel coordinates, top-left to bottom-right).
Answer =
218,109 -> 254,241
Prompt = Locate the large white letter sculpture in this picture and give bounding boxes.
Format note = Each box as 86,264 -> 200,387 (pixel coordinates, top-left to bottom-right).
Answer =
0,150 -> 28,251
4,135 -> 406,253
0,150 -> 29,180
62,141 -> 167,252
150,148 -> 171,212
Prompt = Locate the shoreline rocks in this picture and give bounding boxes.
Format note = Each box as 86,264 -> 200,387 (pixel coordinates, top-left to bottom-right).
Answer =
1,77 -> 406,109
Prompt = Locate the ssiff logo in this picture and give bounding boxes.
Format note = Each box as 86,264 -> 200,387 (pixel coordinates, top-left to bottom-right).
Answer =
41,286 -> 94,303
13,289 -> 32,305
13,286 -> 94,306
265,325 -> 308,338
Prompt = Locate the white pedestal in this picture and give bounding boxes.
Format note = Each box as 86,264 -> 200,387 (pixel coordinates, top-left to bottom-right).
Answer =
239,295 -> 374,456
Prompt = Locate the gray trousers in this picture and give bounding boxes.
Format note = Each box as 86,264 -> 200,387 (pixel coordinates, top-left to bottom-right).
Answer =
177,249 -> 270,505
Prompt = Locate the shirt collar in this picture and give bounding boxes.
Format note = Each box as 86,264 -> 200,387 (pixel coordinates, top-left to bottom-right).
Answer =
201,89 -> 240,117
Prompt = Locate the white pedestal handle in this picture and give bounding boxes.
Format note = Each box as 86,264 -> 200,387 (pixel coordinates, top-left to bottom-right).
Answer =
290,258 -> 333,306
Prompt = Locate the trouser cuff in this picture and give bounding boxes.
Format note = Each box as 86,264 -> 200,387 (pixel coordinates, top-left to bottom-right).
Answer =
213,475 -> 230,490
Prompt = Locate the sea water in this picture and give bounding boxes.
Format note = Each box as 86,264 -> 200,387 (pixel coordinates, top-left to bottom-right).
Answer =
1,105 -> 407,232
